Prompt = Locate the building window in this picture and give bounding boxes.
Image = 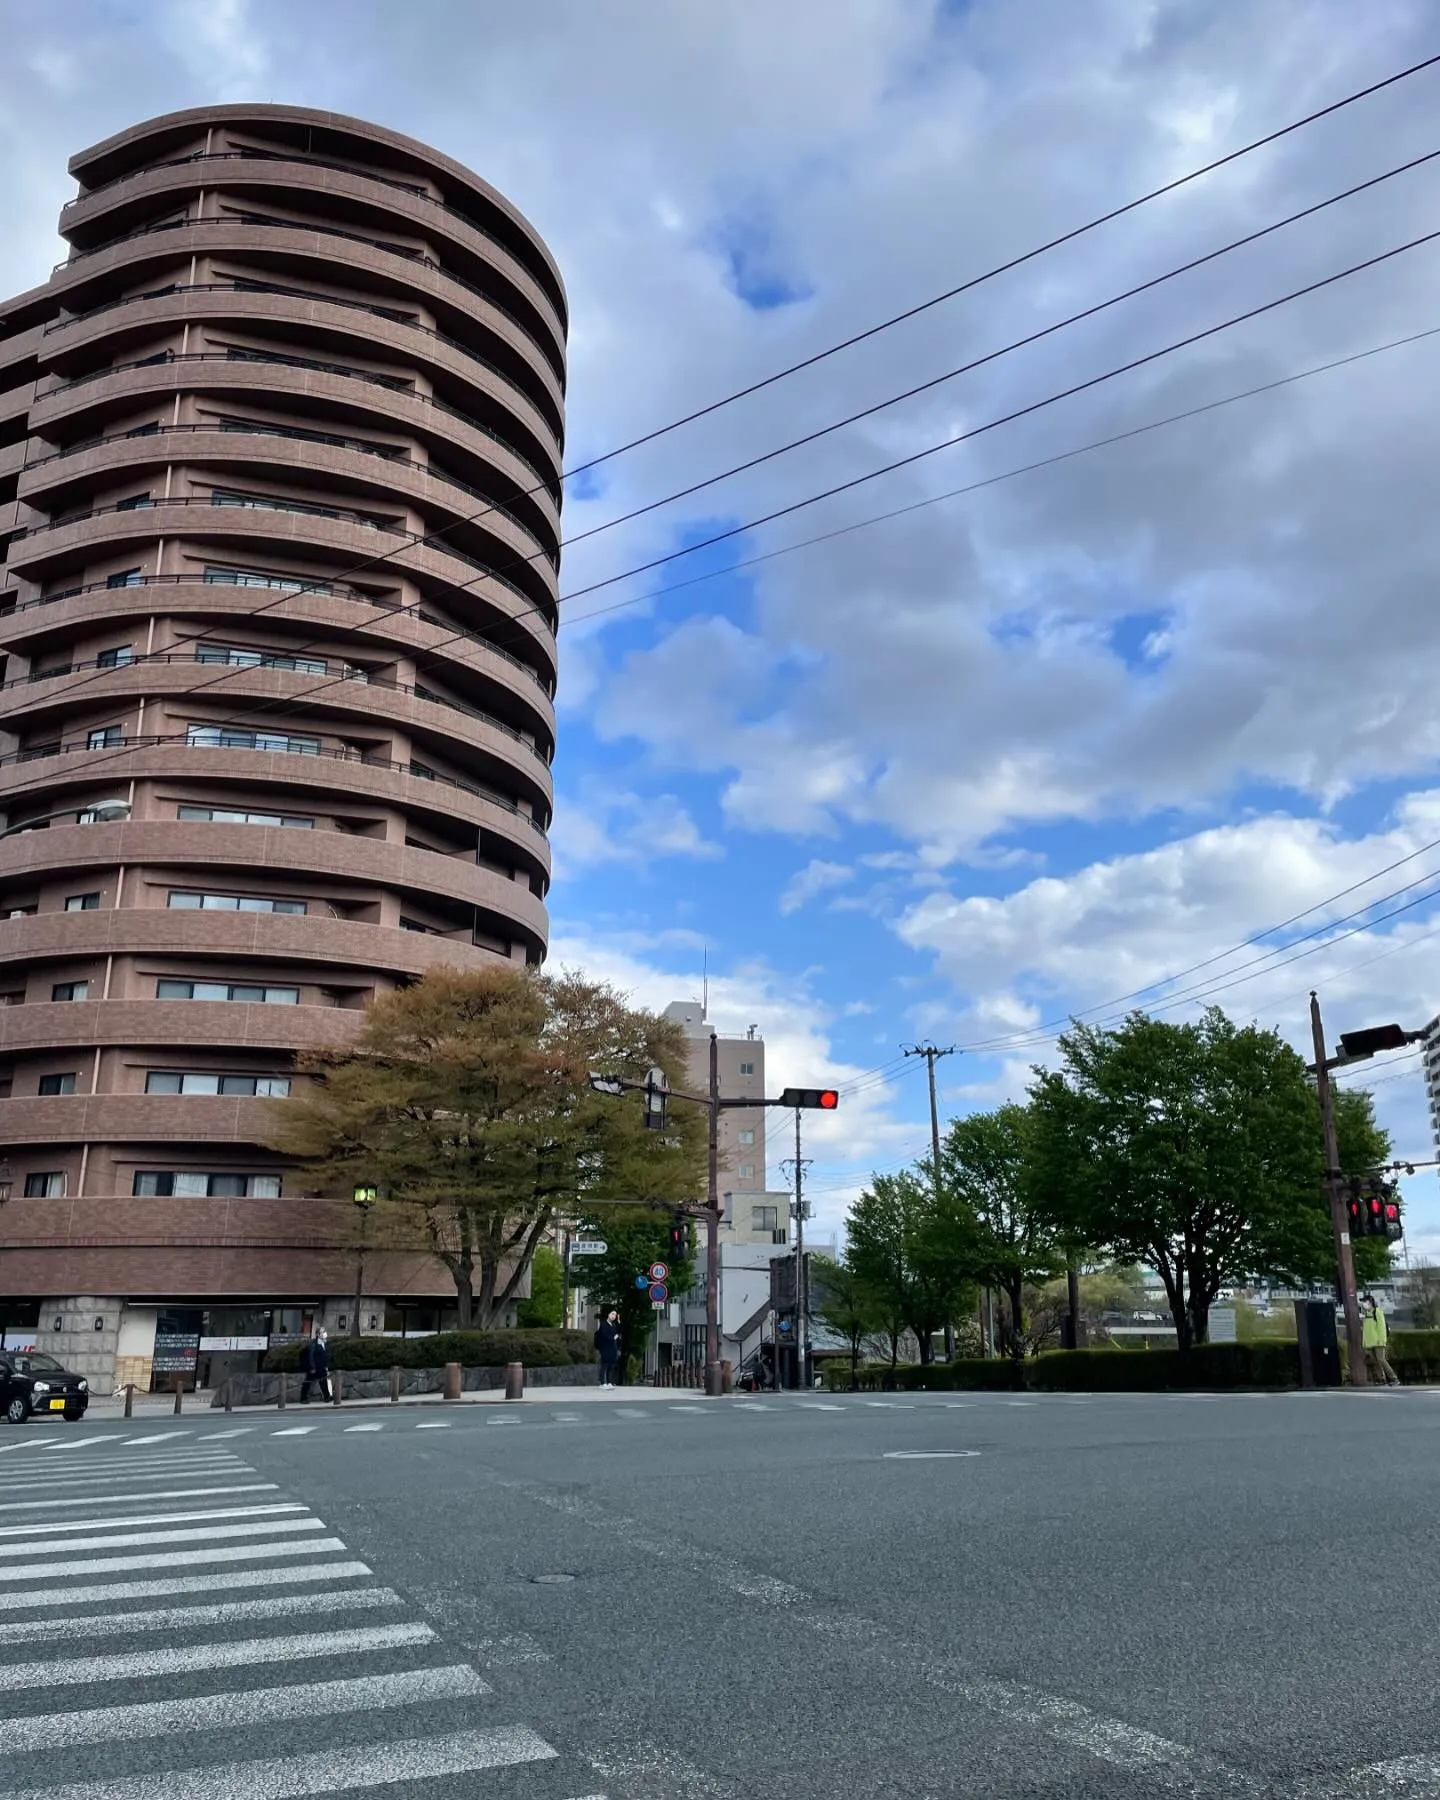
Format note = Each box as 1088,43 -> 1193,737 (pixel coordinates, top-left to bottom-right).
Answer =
51,981 -> 89,1002
87,726 -> 125,749
105,569 -> 143,588
64,894 -> 101,911
133,1171 -> 282,1198
739,1061 -> 755,1076
738,1129 -> 755,1145
202,566 -> 334,597
195,644 -> 329,676
145,1071 -> 292,1097
96,646 -> 135,668
186,724 -> 321,756
115,493 -> 153,510
77,797 -> 128,824
167,892 -> 307,915
156,979 -> 300,1004
24,1172 -> 66,1197
751,1205 -> 779,1232
37,1074 -> 77,1096
177,805 -> 314,828
738,1164 -> 755,1179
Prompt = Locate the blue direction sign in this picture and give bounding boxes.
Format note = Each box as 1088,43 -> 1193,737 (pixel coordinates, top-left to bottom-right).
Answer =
648,1282 -> 668,1305
634,1274 -> 650,1291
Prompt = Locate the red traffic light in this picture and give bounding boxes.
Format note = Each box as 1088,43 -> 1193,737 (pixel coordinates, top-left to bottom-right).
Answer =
779,1087 -> 840,1111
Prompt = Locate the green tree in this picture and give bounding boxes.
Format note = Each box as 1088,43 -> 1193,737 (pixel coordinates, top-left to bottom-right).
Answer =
847,1171 -> 963,1364
810,1253 -> 886,1386
268,966 -> 705,1328
937,1104 -> 1065,1361
516,1244 -> 564,1329
570,1208 -> 694,1377
1028,1007 -> 1385,1352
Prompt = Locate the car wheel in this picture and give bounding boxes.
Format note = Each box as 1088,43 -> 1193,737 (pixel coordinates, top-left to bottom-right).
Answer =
63,1406 -> 84,1422
5,1396 -> 29,1425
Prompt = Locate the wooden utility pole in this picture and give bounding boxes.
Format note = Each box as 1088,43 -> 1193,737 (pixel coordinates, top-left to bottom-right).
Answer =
706,1031 -> 721,1393
1310,991 -> 1367,1387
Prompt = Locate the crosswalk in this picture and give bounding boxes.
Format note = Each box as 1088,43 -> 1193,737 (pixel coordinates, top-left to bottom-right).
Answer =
0,1435 -> 602,1797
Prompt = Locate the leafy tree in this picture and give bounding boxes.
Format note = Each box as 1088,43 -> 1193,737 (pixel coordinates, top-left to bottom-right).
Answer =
268,966 -> 704,1328
517,1244 -> 564,1329
1028,1007 -> 1387,1352
847,1171 -> 963,1364
937,1104 -> 1065,1361
810,1253 -> 886,1386
569,1207 -> 695,1379
1025,1263 -> 1146,1350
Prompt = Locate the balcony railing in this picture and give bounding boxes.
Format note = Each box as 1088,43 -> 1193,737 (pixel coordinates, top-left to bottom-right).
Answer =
0,732 -> 549,833
2,651 -> 553,763
58,146 -> 568,328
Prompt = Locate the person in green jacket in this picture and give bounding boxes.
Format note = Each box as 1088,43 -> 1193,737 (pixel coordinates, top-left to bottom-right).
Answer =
1362,1293 -> 1400,1386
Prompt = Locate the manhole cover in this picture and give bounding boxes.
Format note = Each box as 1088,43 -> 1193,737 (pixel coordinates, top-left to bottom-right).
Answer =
530,1573 -> 576,1585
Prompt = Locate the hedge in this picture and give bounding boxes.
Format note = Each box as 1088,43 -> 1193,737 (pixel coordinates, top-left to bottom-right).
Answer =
823,1331 -> 1440,1394
262,1329 -> 594,1373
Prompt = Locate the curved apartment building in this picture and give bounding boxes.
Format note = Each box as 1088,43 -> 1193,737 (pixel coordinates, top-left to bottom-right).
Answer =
0,105 -> 563,1390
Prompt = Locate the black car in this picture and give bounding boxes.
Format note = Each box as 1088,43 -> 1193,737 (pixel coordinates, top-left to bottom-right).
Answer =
0,1352 -> 90,1424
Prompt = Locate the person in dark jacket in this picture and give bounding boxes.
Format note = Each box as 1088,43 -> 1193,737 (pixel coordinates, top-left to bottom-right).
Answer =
594,1311 -> 623,1389
300,1328 -> 331,1403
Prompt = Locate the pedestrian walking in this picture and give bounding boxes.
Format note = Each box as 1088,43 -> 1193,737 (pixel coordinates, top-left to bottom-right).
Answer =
300,1328 -> 332,1403
594,1310 -> 623,1389
1362,1293 -> 1400,1386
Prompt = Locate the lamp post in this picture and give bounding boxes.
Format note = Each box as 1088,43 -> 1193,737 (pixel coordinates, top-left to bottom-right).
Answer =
351,1184 -> 377,1338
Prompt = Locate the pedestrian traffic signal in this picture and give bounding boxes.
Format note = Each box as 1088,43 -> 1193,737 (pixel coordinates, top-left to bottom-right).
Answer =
1345,1175 -> 1404,1240
669,1217 -> 686,1258
779,1088 -> 840,1110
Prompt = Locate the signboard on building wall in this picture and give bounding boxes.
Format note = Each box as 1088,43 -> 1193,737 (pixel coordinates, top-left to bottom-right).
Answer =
199,1336 -> 269,1353
152,1333 -> 200,1373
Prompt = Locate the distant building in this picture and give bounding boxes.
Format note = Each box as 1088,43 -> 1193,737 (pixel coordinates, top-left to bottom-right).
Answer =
1422,1017 -> 1440,1168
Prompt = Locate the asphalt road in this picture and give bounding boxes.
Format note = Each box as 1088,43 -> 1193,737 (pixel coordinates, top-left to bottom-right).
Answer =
0,1388 -> 1437,1798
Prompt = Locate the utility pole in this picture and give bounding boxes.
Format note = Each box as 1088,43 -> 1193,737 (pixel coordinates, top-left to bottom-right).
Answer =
1310,991 -> 1368,1388
905,1044 -> 955,1358
782,1115 -> 813,1391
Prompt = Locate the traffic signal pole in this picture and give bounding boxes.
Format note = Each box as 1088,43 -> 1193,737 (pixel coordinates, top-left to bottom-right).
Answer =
1310,991 -> 1368,1388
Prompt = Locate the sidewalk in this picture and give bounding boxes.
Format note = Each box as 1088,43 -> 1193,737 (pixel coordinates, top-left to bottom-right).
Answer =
79,1382 -> 716,1421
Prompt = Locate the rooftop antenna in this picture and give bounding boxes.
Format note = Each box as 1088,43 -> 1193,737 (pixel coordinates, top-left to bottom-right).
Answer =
702,945 -> 708,1019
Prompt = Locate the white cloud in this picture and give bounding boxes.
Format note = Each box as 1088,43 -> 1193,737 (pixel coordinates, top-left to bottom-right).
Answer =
551,783 -> 721,874
778,859 -> 854,914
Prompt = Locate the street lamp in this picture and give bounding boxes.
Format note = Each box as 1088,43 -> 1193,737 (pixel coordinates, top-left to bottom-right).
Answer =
351,1183 -> 378,1339
0,799 -> 130,839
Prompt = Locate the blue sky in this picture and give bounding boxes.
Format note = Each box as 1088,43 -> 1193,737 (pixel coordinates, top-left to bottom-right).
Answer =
8,0 -> 1440,1249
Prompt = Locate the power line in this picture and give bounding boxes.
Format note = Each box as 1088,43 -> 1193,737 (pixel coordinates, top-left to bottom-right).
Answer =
25,146 -> 1440,763
20,224 -> 1440,811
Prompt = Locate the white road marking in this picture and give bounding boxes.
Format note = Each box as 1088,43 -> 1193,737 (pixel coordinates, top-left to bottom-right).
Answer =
270,1426 -> 316,1437
1,1620 -> 435,1689
414,1421 -> 451,1430
0,1503 -> 305,1538
0,1558 -> 372,1610
668,1405 -> 707,1413
0,1518 -> 324,1559
883,1451 -> 982,1460
864,1401 -> 912,1409
0,1535 -> 350,1583
0,1484 -> 277,1514
1,1664 -> 486,1753
0,1585 -> 403,1644
0,1460 -> 245,1491
0,1724 -> 557,1799
121,1432 -> 194,1445
487,1415 -> 520,1425
31,1437 -> 120,1454
344,1424 -> 384,1433
798,1403 -> 844,1411
734,1402 -> 770,1411
552,1412 -> 582,1421
199,1427 -> 256,1438
615,1408 -> 651,1419
1001,1401 -> 1037,1408
941,1403 -> 975,1409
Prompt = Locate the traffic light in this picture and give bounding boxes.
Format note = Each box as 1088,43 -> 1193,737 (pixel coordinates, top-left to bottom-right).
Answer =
779,1088 -> 839,1110
643,1066 -> 668,1131
669,1216 -> 686,1259
1345,1175 -> 1404,1240
1346,1177 -> 1365,1239
1383,1195 -> 1404,1244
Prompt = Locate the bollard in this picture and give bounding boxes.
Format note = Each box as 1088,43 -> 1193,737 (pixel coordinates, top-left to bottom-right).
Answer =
223,1380 -> 233,1414
332,1368 -> 343,1406
504,1361 -> 524,1402
123,1383 -> 134,1418
173,1384 -> 183,1416
444,1362 -> 462,1402
277,1372 -> 287,1410
389,1365 -> 401,1404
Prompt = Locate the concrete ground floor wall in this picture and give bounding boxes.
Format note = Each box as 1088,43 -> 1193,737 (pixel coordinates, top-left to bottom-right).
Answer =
2,1291 -> 521,1394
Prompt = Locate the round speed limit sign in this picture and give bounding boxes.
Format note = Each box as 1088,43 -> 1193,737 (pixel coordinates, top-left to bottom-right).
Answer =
648,1261 -> 669,1283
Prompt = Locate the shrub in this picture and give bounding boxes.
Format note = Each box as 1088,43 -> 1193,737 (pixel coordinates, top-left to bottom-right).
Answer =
1390,1328 -> 1440,1383
262,1328 -> 592,1372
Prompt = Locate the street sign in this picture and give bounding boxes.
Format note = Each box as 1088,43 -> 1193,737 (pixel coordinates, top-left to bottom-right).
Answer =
634,1274 -> 650,1291
648,1282 -> 668,1304
1209,1306 -> 1238,1344
569,1241 -> 607,1257
648,1261 -> 669,1283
